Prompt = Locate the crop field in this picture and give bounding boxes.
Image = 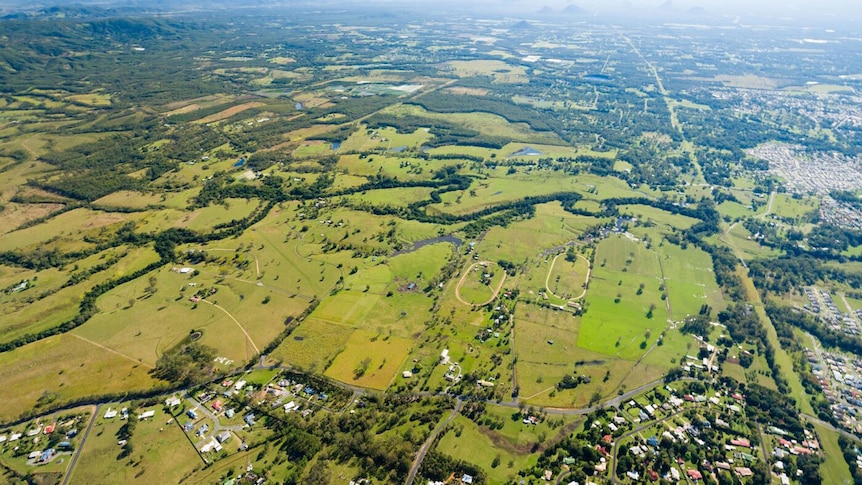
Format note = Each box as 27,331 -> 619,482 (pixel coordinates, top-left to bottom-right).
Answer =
324,329 -> 412,389
270,317 -> 353,371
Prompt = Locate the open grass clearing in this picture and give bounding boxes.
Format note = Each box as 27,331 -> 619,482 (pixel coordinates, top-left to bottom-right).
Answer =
72,405 -> 199,485
436,415 -> 538,485
0,333 -> 158,421
0,207 -> 132,252
324,329 -> 412,390
270,317 -> 353,372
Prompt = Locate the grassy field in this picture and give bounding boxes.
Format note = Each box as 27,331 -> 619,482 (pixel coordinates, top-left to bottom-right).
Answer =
0,333 -> 158,421
324,329 -> 412,390
446,60 -> 529,84
546,254 -> 590,301
457,262 -> 505,305
578,235 -> 667,359
71,406 -> 201,485
436,415 -> 538,485
0,207 -> 132,253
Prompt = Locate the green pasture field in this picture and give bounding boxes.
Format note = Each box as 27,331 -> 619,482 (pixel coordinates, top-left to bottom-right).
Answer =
618,204 -> 698,232
177,198 -> 260,231
436,415 -> 539,485
717,200 -> 754,220
344,186 -> 436,208
578,235 -> 667,359
446,59 -> 529,84
75,268 -> 252,366
770,193 -> 819,221
93,190 -> 176,209
546,254 -> 590,301
324,329 -> 412,390
72,406 -> 200,485
514,306 -> 581,367
384,104 -> 562,144
336,153 -> 456,179
0,333 -> 158,421
430,172 -> 586,216
340,126 -> 432,153
813,422 -> 854,485
293,140 -> 332,158
0,201 -> 64,233
458,263 -> 505,306
0,246 -> 161,345
65,92 -> 112,107
269,317 -> 353,372
0,207 -> 133,253
476,202 -> 607,264
716,223 -> 782,261
660,242 -> 725,317
330,173 -> 369,192
480,404 -> 583,450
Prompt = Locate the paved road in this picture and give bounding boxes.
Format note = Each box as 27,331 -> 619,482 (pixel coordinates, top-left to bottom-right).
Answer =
61,403 -> 101,485
405,399 -> 464,485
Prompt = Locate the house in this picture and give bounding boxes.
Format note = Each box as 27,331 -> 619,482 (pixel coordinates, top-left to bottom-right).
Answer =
234,380 -> 247,392
138,410 -> 155,420
165,396 -> 181,407
730,438 -> 751,448
284,401 -> 297,413
647,470 -> 659,481
647,436 -> 659,447
28,450 -> 41,460
187,408 -> 198,420
104,408 -> 118,419
461,474 -> 473,484
10,432 -> 22,441
43,422 -> 56,434
716,461 -> 731,470
627,471 -> 640,481
200,439 -> 222,453
216,431 -> 231,443
402,371 -> 413,378
39,449 -> 56,463
735,467 -> 753,477
687,469 -> 703,480
225,408 -> 235,418
212,400 -> 223,412
669,467 -> 680,481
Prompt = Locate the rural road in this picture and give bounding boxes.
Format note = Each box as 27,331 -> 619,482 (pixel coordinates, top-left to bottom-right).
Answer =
61,403 -> 101,485
404,399 -> 464,485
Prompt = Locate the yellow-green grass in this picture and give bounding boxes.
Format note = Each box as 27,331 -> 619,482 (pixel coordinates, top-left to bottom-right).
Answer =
813,422 -> 853,485
177,198 -> 260,231
477,202 -> 606,264
0,201 -> 65,233
65,93 -> 112,107
660,242 -> 725,316
0,208 -> 132,252
618,204 -> 698,232
717,200 -> 754,220
546,254 -> 590,301
345,186 -> 436,207
269,317 -> 353,372
384,104 -> 561,144
0,246 -> 161,345
436,415 -> 538,485
340,126 -> 432,153
722,360 -> 747,384
480,403 -> 582,449
446,59 -> 529,84
514,306 -> 581,366
738,267 -> 814,414
770,193 -> 819,220
292,140 -> 332,158
336,153 -> 456,179
92,191 -> 168,209
324,329 -> 412,390
578,236 -> 667,359
75,269 -> 245,365
458,263 -> 505,305
71,406 -> 200,485
430,173 -> 583,216
0,334 -> 158,421
717,223 -> 782,260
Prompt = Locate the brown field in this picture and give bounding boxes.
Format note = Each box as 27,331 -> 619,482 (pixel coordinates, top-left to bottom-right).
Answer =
161,94 -> 224,111
195,101 -> 266,124
0,202 -> 64,234
165,103 -> 202,115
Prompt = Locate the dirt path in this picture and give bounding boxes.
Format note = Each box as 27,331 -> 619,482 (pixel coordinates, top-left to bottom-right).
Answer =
454,261 -> 507,307
200,299 -> 260,357
544,253 -> 591,301
405,399 -> 463,485
69,333 -> 153,369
